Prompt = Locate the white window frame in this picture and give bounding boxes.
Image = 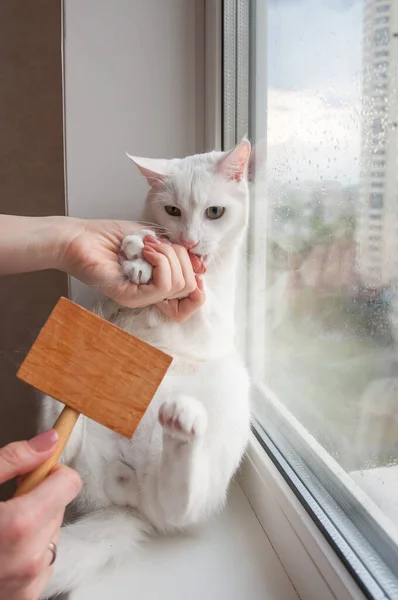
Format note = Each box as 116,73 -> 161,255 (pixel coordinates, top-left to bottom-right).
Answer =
239,435 -> 368,600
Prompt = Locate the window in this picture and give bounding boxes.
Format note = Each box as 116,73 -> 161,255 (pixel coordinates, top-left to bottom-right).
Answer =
372,117 -> 383,134
374,27 -> 390,47
244,0 -> 398,597
370,192 -> 384,208
375,4 -> 390,13
374,60 -> 388,70
375,16 -> 389,24
374,60 -> 389,77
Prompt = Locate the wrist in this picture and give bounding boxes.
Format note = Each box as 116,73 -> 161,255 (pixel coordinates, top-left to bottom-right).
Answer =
29,216 -> 84,272
37,216 -> 71,270
0,215 -> 87,275
45,216 -> 87,273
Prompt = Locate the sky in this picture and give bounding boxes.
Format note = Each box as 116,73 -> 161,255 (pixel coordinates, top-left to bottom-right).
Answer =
265,0 -> 363,185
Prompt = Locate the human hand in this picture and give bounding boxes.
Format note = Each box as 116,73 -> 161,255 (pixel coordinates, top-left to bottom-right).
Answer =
0,431 -> 81,600
61,219 -> 206,316
140,237 -> 206,322
155,275 -> 205,322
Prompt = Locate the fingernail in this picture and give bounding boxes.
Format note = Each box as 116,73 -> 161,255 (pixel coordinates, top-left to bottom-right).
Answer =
28,430 -> 59,452
144,235 -> 160,244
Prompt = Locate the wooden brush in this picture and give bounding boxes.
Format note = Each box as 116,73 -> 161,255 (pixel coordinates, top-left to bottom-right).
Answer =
14,297 -> 172,497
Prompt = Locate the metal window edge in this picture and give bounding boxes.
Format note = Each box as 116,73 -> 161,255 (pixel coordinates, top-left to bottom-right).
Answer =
239,434 -> 376,600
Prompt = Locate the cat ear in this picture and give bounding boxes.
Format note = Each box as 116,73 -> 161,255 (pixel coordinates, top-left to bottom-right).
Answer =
247,139 -> 267,183
216,139 -> 251,182
126,153 -> 169,187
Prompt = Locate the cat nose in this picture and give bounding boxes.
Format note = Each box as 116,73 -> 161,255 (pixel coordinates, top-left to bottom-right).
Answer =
179,236 -> 198,249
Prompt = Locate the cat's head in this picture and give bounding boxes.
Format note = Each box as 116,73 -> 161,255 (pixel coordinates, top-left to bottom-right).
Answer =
127,140 -> 251,267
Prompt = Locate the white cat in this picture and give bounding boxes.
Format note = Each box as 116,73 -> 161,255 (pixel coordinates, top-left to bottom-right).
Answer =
41,140 -> 252,598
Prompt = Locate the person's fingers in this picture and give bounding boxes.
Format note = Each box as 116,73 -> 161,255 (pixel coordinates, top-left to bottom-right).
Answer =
195,275 -> 205,293
0,502 -> 64,599
141,246 -> 172,296
18,464 -> 82,523
156,276 -> 206,322
175,279 -> 206,321
143,234 -> 172,246
188,253 -> 207,275
168,245 -> 196,299
6,510 -> 63,585
114,237 -> 203,307
0,431 -> 58,485
5,464 -> 81,543
3,521 -> 60,599
32,510 -> 63,572
144,241 -> 185,294
20,570 -> 53,600
156,299 -> 180,320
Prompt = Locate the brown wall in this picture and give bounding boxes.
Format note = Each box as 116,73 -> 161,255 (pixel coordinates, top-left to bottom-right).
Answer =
0,0 -> 67,499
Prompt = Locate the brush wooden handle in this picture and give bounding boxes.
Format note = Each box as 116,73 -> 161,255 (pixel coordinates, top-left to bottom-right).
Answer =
14,406 -> 80,497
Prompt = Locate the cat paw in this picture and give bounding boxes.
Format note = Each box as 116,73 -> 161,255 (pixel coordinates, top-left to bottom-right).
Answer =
159,396 -> 208,441
121,229 -> 155,284
122,257 -> 153,284
121,229 -> 155,260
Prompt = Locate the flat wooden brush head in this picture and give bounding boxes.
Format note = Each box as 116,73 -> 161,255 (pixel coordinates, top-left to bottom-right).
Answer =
17,297 -> 172,437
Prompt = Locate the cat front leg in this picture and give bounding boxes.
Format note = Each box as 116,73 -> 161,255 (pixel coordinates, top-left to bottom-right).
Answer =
121,228 -> 156,284
146,395 -> 211,528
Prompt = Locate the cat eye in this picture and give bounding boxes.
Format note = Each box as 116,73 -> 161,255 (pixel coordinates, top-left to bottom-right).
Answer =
165,205 -> 182,217
205,206 -> 225,220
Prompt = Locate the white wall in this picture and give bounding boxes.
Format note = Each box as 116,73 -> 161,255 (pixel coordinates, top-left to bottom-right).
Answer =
63,0 -> 205,304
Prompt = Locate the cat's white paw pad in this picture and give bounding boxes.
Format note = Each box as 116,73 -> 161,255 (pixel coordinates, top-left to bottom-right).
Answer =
122,257 -> 153,284
159,396 -> 207,441
121,230 -> 156,259
121,234 -> 145,260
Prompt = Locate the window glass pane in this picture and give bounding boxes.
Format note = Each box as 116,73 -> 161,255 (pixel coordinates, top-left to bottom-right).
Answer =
250,0 -> 398,550
374,26 -> 389,46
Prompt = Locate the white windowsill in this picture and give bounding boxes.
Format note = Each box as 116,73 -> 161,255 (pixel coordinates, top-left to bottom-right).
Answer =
240,435 -> 368,600
70,483 -> 299,600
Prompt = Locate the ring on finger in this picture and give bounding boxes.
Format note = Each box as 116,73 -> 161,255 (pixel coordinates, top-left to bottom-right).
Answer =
48,541 -> 57,566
